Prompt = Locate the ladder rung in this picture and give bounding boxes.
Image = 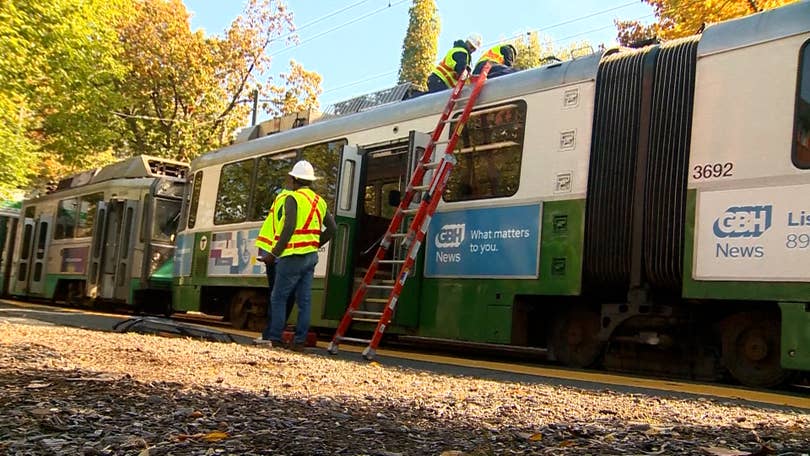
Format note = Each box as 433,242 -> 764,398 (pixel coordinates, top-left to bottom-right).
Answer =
411,184 -> 430,191
390,233 -> 407,238
364,298 -> 389,304
352,318 -> 382,323
366,284 -> 394,289
401,208 -> 418,215
338,336 -> 372,344
423,161 -> 442,169
352,310 -> 384,318
378,259 -> 405,264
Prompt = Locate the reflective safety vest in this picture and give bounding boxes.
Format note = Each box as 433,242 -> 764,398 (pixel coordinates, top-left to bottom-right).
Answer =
255,190 -> 291,253
279,187 -> 326,257
477,45 -> 505,66
431,46 -> 470,88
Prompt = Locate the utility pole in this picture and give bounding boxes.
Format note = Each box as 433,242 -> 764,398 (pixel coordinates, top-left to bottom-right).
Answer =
251,89 -> 259,126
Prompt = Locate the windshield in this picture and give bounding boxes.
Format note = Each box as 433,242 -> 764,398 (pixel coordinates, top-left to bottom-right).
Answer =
153,198 -> 181,243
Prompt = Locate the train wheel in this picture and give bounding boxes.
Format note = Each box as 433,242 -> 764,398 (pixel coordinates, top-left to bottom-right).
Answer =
721,311 -> 789,388
228,291 -> 252,329
551,307 -> 603,368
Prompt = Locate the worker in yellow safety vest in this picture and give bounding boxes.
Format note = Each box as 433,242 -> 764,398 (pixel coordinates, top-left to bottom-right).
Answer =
254,181 -> 296,342
427,33 -> 483,93
262,160 -> 336,350
473,43 -> 517,78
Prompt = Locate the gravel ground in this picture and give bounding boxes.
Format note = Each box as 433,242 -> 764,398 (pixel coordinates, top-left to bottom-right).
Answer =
1,322 -> 808,456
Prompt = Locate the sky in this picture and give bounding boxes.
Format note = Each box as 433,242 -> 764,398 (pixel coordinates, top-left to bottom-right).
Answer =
183,0 -> 654,120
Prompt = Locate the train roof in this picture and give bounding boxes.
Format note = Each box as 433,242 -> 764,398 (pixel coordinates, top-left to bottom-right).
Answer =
52,155 -> 188,194
698,0 -> 810,57
192,52 -> 603,170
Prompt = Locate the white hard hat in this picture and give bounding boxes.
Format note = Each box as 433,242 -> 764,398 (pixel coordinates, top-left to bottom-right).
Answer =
289,160 -> 318,181
466,33 -> 483,51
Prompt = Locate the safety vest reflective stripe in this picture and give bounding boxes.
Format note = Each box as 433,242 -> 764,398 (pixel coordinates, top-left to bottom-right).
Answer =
281,240 -> 321,250
432,46 -> 468,87
435,62 -> 457,86
478,46 -> 505,65
281,188 -> 326,257
255,190 -> 291,252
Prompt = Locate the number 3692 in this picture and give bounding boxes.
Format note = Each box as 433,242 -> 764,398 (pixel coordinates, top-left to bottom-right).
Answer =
693,162 -> 733,179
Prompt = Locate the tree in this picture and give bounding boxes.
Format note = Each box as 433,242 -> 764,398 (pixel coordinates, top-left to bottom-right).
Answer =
116,0 -> 297,162
397,0 -> 440,91
511,32 -> 593,71
267,60 -> 323,116
0,0 -> 130,195
615,0 -> 798,46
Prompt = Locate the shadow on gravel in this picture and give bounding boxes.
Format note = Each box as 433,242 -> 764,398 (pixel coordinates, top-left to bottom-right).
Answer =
1,365 -> 809,456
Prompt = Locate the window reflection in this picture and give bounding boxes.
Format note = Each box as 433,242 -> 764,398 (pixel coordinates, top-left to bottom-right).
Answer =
444,101 -> 526,202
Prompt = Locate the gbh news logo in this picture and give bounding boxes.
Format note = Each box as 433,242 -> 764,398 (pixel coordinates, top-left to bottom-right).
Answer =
435,223 -> 465,248
713,205 -> 772,238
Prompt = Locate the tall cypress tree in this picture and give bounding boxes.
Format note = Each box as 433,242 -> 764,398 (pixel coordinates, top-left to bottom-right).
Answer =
397,0 -> 440,91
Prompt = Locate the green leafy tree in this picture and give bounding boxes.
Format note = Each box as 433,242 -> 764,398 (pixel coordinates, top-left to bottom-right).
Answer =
0,0 -> 130,194
116,0 -> 297,162
615,0 -> 798,45
397,0 -> 440,91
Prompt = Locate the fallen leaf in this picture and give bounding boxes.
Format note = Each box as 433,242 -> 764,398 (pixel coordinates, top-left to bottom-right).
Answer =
138,449 -> 149,456
202,431 -> 228,442
701,447 -> 751,456
25,382 -> 51,389
528,433 -> 543,441
188,410 -> 203,418
559,440 -> 576,447
440,451 -> 464,456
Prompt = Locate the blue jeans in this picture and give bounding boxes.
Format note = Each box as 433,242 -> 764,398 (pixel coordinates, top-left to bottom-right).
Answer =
268,252 -> 318,344
260,260 -> 297,340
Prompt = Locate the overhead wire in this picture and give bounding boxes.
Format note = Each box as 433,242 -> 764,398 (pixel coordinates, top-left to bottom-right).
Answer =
270,0 -> 410,57
272,0 -> 372,44
318,0 -> 710,103
318,0 -> 651,101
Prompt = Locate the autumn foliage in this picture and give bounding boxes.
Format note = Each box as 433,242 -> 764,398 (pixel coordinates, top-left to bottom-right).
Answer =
616,0 -> 798,46
398,0 -> 440,91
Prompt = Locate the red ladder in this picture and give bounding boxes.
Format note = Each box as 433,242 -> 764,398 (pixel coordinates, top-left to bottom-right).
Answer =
328,62 -> 493,360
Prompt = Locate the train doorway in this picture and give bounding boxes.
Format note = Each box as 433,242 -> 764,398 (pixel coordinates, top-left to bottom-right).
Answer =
325,131 -> 430,326
89,199 -> 138,301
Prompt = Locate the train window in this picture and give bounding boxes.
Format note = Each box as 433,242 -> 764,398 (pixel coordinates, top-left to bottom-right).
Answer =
794,40 -> 810,168
251,152 -> 297,221
75,192 -> 103,238
215,160 -> 254,225
188,171 -> 203,229
36,222 -> 47,260
299,139 -> 346,210
153,198 -> 181,243
20,224 -> 32,261
55,198 -> 78,239
444,101 -> 526,202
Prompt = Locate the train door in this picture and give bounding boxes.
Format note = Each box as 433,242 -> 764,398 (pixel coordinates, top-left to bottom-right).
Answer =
93,199 -> 138,301
28,215 -> 52,295
14,217 -> 35,294
88,201 -> 107,296
324,131 -> 429,326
